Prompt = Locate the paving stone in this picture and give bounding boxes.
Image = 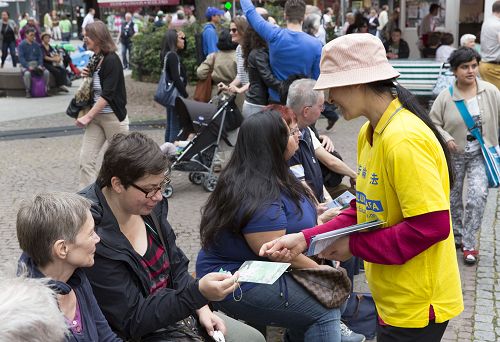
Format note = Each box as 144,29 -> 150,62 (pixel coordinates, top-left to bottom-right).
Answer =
474,330 -> 497,341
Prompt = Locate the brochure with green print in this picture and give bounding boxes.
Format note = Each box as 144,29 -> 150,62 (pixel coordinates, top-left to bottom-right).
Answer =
236,261 -> 291,284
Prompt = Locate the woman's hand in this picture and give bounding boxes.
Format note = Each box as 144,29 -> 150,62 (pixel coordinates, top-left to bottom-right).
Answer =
217,82 -> 228,92
75,113 -> 95,128
446,140 -> 459,153
198,272 -> 239,301
259,233 -> 307,261
318,236 -> 352,261
81,67 -> 90,77
197,306 -> 227,337
318,206 -> 341,224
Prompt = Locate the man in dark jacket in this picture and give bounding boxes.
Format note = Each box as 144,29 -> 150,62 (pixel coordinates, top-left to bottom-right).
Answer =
384,28 -> 410,59
80,132 -> 265,342
119,12 -> 136,69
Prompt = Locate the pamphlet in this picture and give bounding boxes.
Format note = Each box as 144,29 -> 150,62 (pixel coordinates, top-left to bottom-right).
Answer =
307,220 -> 384,256
237,261 -> 291,285
327,191 -> 356,209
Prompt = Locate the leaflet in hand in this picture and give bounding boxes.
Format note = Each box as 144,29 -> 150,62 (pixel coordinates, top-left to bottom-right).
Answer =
237,261 -> 290,284
307,220 -> 384,256
327,191 -> 356,209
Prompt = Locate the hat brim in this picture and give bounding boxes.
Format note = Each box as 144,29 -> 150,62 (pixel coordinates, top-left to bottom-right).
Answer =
314,63 -> 400,90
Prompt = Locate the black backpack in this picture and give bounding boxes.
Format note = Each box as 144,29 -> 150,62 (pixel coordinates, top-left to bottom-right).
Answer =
194,32 -> 205,66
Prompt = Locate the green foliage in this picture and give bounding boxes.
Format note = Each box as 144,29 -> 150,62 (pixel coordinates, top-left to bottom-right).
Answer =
264,3 -> 285,27
130,24 -> 167,82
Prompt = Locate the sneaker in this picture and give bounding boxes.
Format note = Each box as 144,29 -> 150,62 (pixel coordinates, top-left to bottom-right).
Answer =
58,85 -> 69,93
25,90 -> 31,98
463,249 -> 478,265
340,321 -> 366,342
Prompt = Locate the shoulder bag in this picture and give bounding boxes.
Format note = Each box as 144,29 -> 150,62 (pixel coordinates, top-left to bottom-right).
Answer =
450,86 -> 500,188
154,52 -> 180,108
433,63 -> 455,96
290,264 -> 351,309
193,53 -> 216,103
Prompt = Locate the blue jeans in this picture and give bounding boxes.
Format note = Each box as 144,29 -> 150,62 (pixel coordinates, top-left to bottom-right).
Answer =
165,105 -> 180,142
1,41 -> 17,67
121,41 -> 132,68
214,274 -> 341,342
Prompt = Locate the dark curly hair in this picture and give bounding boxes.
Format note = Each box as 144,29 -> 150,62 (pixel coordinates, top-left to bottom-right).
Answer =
241,27 -> 267,70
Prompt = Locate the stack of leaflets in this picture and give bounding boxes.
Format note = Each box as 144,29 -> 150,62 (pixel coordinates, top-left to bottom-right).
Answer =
307,220 -> 384,256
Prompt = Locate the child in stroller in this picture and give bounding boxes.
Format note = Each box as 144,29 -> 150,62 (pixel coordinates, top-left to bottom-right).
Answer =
162,92 -> 243,198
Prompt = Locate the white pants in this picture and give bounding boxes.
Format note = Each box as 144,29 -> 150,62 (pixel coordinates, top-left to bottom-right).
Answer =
78,114 -> 129,189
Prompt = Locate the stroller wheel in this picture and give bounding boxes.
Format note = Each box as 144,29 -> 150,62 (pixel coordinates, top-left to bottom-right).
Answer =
203,176 -> 218,192
163,184 -> 173,198
189,172 -> 204,185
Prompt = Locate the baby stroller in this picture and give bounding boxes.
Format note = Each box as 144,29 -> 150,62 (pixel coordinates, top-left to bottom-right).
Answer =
163,93 -> 243,198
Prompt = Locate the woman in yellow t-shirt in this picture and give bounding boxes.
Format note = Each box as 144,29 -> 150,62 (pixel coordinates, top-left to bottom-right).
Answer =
259,33 -> 463,341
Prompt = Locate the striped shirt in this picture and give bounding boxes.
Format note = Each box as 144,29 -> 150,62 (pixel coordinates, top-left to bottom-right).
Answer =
93,69 -> 114,114
236,44 -> 249,86
141,222 -> 171,294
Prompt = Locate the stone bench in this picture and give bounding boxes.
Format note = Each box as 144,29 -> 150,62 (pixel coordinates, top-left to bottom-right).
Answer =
0,70 -> 57,97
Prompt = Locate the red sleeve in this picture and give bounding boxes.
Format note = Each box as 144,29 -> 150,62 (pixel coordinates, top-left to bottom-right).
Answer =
349,210 -> 450,265
302,199 -> 357,246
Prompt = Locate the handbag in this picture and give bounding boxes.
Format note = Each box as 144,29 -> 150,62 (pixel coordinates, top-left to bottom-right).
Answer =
432,63 -> 455,96
154,52 -> 180,108
342,292 -> 377,339
193,53 -> 216,103
290,264 -> 351,309
450,86 -> 500,188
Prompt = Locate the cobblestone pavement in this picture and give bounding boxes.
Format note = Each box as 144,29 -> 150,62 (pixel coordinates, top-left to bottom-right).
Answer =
0,108 -> 498,341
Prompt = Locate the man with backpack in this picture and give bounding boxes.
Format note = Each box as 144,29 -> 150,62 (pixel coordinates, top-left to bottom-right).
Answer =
119,12 -> 136,70
202,7 -> 224,60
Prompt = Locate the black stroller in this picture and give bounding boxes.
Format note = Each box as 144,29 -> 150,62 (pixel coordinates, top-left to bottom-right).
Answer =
163,93 -> 243,198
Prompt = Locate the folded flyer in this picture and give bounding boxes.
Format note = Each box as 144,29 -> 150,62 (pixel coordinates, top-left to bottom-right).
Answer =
327,191 -> 356,209
307,220 -> 384,256
237,260 -> 291,285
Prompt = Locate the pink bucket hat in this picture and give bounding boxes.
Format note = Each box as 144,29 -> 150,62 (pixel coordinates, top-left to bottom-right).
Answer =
314,33 -> 400,90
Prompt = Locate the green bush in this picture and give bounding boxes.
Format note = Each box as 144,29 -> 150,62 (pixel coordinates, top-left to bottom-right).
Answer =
130,25 -> 167,82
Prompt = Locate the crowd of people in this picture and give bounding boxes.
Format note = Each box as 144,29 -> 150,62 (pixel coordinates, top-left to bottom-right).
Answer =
2,0 -> 500,342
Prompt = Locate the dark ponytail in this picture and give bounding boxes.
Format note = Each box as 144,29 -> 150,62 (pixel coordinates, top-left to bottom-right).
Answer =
367,79 -> 455,187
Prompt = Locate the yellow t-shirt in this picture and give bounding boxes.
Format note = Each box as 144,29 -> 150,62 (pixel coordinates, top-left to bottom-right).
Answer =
356,98 -> 463,328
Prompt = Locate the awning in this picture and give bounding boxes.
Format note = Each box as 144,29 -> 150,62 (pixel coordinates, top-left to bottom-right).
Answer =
97,0 -> 179,7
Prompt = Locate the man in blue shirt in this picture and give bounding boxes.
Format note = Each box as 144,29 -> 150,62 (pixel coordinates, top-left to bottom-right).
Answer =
241,0 -> 322,102
18,28 -> 49,98
202,7 -> 224,59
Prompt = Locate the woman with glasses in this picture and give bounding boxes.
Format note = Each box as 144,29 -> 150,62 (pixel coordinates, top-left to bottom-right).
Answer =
196,109 -> 342,342
160,28 -> 188,143
77,20 -> 129,190
79,132 -> 265,342
17,192 -> 122,341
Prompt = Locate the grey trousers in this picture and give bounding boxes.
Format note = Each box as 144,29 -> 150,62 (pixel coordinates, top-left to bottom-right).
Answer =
23,69 -> 50,93
450,149 -> 488,250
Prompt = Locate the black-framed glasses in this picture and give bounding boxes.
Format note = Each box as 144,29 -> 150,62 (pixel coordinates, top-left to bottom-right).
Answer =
130,176 -> 171,198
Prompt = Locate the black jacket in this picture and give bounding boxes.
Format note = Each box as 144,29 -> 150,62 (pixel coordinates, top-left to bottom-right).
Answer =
384,39 -> 410,59
164,51 -> 188,98
245,48 -> 281,106
80,183 -> 208,340
98,52 -> 127,121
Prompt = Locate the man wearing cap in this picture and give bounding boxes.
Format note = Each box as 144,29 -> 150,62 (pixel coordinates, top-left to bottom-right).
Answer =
154,11 -> 165,28
479,0 -> 500,89
241,0 -> 322,103
202,7 -> 224,59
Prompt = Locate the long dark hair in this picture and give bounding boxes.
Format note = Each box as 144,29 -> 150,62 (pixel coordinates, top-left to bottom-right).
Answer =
160,29 -> 178,61
367,79 -> 454,186
217,28 -> 238,51
200,110 -> 313,248
241,27 -> 267,70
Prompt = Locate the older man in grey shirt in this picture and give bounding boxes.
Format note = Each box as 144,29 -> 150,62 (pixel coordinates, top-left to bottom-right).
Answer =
479,0 -> 500,89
